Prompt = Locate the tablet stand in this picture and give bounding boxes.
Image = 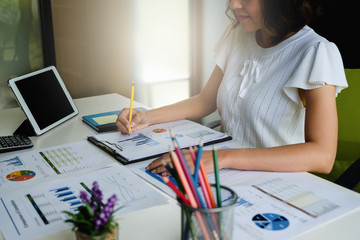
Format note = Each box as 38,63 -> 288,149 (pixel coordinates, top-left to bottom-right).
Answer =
14,119 -> 36,136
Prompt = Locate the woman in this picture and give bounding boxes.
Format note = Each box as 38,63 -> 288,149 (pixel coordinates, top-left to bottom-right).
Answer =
116,0 -> 348,175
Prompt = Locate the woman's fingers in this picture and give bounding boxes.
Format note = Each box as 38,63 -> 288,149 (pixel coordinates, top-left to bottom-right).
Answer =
145,149 -> 198,175
146,155 -> 171,174
116,108 -> 131,134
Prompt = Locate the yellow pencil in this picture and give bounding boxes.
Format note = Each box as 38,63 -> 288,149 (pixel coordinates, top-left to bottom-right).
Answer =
128,81 -> 135,133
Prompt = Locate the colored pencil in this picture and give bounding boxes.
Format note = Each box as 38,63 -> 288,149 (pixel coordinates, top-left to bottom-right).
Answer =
128,81 -> 135,133
171,136 -> 203,208
199,160 -> 217,208
189,145 -> 212,209
170,148 -> 211,240
194,140 -> 203,185
212,145 -> 222,207
162,176 -> 190,205
167,153 -> 185,194
212,146 -> 226,239
187,145 -> 219,239
169,148 -> 197,207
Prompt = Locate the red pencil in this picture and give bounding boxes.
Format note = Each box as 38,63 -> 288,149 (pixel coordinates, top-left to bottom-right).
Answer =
162,175 -> 191,206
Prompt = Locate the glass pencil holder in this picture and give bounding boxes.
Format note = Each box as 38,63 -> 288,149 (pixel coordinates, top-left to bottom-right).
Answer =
180,184 -> 237,240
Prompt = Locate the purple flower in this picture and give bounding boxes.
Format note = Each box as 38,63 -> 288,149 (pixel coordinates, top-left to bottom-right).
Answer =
91,203 -> 98,211
106,194 -> 117,208
92,181 -> 103,201
94,217 -> 102,230
79,191 -> 91,203
99,212 -> 107,221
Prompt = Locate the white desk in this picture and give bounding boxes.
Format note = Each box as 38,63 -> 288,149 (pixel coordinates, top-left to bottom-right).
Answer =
1,93 -> 360,240
0,94 -> 180,240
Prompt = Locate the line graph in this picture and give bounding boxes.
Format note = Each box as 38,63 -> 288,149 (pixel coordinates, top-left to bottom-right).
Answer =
103,176 -> 136,203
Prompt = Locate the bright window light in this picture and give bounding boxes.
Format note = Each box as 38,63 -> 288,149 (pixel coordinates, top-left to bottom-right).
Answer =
135,0 -> 190,83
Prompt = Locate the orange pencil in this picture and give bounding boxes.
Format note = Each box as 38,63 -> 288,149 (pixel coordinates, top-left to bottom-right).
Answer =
200,161 -> 217,208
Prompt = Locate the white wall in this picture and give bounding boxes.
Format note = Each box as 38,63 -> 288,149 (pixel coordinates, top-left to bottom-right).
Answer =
51,0 -> 230,114
51,0 -> 136,99
51,0 -> 190,108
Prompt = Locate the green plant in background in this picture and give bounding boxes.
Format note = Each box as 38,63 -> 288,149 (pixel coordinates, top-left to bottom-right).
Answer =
0,0 -> 43,109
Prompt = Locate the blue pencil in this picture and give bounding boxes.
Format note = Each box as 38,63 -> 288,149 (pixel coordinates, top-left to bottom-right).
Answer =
193,140 -> 203,185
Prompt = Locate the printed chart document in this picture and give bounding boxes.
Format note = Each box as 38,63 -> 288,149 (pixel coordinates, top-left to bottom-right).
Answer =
0,141 -> 114,191
130,162 -> 268,199
88,119 -> 231,164
230,172 -> 360,240
128,141 -> 267,198
0,164 -> 168,240
129,150 -> 360,240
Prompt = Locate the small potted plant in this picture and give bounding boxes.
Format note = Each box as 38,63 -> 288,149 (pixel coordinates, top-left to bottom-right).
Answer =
63,181 -> 119,240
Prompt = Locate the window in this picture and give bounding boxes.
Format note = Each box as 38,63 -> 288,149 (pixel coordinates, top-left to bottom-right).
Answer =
134,0 -> 190,108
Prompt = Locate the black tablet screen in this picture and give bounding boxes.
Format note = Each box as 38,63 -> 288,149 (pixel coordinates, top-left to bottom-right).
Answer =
15,70 -> 75,130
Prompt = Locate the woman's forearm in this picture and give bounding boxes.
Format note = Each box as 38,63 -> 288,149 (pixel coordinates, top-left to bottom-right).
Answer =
219,142 -> 335,174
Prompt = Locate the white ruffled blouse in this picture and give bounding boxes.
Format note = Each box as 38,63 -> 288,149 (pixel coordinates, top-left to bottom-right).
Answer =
215,25 -> 348,148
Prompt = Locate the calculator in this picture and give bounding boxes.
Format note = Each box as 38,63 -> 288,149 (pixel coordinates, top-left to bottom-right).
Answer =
0,135 -> 33,153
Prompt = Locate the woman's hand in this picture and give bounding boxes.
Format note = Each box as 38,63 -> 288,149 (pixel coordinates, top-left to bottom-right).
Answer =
116,108 -> 150,134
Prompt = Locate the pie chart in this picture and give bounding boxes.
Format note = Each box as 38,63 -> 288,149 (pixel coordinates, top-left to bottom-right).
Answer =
6,170 -> 36,182
252,213 -> 289,231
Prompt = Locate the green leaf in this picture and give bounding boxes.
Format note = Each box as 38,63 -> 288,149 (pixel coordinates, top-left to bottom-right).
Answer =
85,203 -> 94,217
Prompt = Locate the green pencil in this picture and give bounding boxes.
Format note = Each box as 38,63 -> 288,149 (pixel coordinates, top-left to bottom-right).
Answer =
212,145 -> 222,207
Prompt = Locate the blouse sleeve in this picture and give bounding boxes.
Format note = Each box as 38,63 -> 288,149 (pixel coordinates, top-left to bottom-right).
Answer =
284,41 -> 348,106
214,24 -> 238,72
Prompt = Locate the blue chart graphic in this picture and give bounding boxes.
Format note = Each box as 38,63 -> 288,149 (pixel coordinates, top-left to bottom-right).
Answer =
165,133 -> 184,140
118,133 -> 159,147
252,213 -> 289,231
235,197 -> 254,208
0,156 -> 23,167
27,187 -> 81,225
50,186 -> 82,210
145,169 -> 178,187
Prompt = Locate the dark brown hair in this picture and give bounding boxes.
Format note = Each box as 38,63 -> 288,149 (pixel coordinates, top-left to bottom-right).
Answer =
226,0 -> 323,44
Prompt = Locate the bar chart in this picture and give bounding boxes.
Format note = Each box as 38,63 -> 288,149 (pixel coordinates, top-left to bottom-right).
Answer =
26,185 -> 83,225
50,186 -> 82,210
0,156 -> 23,167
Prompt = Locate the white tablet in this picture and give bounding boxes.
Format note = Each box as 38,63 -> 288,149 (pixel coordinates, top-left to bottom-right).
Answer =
8,66 -> 78,135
